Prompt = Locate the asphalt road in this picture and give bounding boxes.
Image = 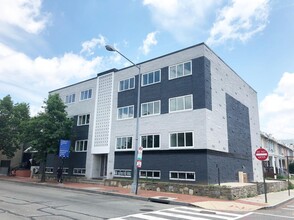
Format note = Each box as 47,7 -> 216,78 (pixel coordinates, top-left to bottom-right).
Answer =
0,180 -> 173,219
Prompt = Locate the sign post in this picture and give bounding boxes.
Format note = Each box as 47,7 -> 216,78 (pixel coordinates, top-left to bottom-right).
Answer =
255,147 -> 269,203
59,140 -> 70,183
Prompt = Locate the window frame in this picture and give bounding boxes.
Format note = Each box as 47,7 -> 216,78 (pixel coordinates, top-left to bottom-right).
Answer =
141,134 -> 160,149
169,61 -> 192,80
169,94 -> 193,113
118,77 -> 135,92
141,100 -> 161,117
77,114 -> 90,126
65,93 -> 76,104
139,170 -> 161,179
117,105 -> 134,120
75,139 -> 88,152
116,136 -> 133,150
73,168 -> 86,175
80,89 -> 92,101
169,171 -> 196,181
169,131 -> 194,148
45,167 -> 54,174
141,70 -> 161,87
114,169 -> 132,178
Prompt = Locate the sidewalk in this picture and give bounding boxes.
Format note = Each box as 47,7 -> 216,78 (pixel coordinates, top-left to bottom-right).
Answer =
1,175 -> 293,212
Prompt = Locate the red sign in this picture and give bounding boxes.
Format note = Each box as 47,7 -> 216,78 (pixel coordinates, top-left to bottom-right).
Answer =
255,148 -> 268,161
136,160 -> 142,168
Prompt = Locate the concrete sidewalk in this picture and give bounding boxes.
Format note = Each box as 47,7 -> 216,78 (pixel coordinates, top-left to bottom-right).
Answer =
1,176 -> 293,212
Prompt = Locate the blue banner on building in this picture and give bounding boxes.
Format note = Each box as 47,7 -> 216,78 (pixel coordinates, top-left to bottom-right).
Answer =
59,140 -> 70,158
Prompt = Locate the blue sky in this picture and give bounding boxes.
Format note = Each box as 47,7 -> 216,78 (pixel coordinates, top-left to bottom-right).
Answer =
0,0 -> 293,140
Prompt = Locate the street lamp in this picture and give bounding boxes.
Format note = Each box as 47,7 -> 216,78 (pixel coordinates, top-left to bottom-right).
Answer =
105,45 -> 141,194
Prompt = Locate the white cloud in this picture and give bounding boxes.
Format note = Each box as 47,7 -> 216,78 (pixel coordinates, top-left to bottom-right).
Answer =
259,72 -> 294,139
80,35 -> 107,56
139,31 -> 158,55
0,0 -> 49,34
143,0 -> 217,42
206,0 -> 270,46
0,43 -> 104,115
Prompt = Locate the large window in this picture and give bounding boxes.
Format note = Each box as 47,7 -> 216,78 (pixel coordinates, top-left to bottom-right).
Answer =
77,114 -> 90,126
116,137 -> 132,150
80,89 -> 92,100
114,169 -> 132,178
73,168 -> 86,175
119,77 -> 135,92
169,61 -> 192,80
118,106 -> 134,119
139,170 -> 161,179
65,94 -> 75,104
142,70 -> 161,86
169,171 -> 195,181
141,101 -> 160,117
169,95 -> 192,112
75,140 -> 88,152
170,132 -> 193,148
141,135 -> 160,149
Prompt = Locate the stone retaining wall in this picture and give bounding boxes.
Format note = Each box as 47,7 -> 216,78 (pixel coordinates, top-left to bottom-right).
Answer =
104,179 -> 288,200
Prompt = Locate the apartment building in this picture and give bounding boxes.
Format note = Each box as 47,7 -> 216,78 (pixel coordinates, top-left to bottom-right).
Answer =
261,132 -> 294,177
48,43 -> 262,184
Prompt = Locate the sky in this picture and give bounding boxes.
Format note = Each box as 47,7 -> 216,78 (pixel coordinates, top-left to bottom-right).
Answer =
0,0 -> 293,140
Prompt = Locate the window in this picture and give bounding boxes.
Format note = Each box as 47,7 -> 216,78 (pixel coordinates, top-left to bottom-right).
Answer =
118,106 -> 134,119
45,167 -> 54,174
169,95 -> 192,112
141,135 -> 160,149
141,101 -> 160,116
119,77 -> 135,92
169,61 -> 192,79
169,171 -> 195,181
77,114 -> 90,126
73,168 -> 86,175
75,140 -> 88,152
139,170 -> 161,179
170,132 -> 193,148
65,94 -> 75,104
80,89 -> 92,100
114,169 -> 132,177
116,137 -> 132,150
142,70 -> 161,86
62,168 -> 69,175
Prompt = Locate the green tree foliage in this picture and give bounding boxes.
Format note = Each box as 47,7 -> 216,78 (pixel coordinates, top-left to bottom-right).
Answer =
23,94 -> 73,182
0,95 -> 30,158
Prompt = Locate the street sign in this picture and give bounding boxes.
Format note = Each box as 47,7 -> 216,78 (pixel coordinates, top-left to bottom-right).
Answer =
136,147 -> 143,168
59,140 -> 71,158
255,148 -> 268,161
136,160 -> 142,168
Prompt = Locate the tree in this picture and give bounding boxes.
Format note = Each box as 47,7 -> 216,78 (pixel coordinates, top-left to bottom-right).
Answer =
0,95 -> 30,158
23,94 -> 73,182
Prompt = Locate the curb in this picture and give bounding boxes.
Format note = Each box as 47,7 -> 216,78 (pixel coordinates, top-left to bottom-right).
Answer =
260,196 -> 294,210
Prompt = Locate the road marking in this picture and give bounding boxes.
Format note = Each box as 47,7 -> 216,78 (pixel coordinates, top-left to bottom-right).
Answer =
254,212 -> 294,219
110,206 -> 247,220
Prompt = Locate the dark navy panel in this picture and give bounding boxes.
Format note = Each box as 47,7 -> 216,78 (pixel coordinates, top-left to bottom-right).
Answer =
225,94 -> 253,181
72,116 -> 89,140
117,56 -> 212,117
191,57 -> 212,110
46,152 -> 87,175
114,150 -> 208,184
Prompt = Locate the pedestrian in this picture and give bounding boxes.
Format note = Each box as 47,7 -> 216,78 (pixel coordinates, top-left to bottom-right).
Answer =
57,167 -> 62,183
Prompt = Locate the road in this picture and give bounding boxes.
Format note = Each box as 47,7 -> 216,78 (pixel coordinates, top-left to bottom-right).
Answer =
0,180 -> 173,219
1,180 -> 294,219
